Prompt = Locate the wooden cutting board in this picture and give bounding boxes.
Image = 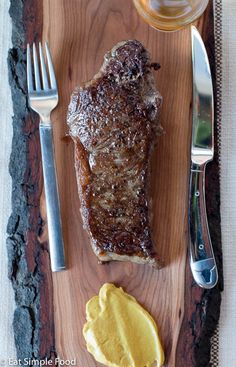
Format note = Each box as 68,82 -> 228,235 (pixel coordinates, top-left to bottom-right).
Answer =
8,1 -> 222,366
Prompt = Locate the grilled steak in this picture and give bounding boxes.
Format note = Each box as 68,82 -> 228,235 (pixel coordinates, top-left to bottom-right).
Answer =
67,40 -> 162,268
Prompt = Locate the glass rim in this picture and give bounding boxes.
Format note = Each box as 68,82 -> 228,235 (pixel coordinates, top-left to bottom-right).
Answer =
132,0 -> 210,31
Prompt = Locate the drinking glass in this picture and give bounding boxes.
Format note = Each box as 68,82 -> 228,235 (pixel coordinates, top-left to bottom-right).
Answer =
133,0 -> 209,31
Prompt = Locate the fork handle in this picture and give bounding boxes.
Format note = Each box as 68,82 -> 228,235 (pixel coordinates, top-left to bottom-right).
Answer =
189,162 -> 218,288
39,123 -> 66,272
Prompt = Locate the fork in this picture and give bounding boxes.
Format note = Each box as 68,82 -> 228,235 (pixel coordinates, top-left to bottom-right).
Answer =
27,42 -> 66,272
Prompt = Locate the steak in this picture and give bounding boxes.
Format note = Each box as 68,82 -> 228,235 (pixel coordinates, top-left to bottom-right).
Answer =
67,40 -> 162,268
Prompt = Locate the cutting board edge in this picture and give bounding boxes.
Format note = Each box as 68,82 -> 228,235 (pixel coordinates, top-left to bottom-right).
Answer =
7,0 -> 56,361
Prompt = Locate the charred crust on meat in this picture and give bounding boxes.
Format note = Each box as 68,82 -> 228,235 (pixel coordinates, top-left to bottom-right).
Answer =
67,40 -> 163,268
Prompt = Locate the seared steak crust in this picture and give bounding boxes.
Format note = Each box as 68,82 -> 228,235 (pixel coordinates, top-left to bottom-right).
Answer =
67,40 -> 162,267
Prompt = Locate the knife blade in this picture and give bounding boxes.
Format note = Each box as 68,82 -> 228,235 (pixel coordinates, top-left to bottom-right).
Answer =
189,26 -> 218,289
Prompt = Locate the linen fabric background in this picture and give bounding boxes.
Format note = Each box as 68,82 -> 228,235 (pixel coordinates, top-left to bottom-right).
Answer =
219,0 -> 236,365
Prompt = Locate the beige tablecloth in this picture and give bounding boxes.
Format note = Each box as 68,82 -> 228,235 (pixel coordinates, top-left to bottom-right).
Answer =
219,0 -> 236,365
0,0 -> 235,366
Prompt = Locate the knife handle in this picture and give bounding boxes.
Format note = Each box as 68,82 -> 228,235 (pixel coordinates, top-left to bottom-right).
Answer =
40,124 -> 66,272
189,162 -> 218,288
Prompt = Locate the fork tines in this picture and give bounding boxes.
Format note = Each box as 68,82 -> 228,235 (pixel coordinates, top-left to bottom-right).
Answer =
27,42 -> 57,93
26,42 -> 64,272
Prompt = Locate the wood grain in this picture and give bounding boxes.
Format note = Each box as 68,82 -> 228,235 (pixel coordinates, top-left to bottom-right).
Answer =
8,0 -> 222,366
42,1 -> 191,366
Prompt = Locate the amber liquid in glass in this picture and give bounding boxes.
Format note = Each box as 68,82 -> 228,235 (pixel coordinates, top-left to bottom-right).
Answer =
133,0 -> 209,31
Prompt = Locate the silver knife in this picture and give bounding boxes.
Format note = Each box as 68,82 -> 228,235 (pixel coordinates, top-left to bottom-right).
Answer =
189,26 -> 218,289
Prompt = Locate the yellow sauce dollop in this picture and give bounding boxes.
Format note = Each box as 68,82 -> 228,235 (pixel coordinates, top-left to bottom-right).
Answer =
83,283 -> 164,367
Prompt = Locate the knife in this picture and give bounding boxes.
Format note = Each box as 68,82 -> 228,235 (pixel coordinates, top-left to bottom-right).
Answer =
189,26 -> 218,289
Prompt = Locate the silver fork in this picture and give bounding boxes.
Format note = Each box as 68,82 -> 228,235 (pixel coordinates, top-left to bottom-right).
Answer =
27,42 -> 66,272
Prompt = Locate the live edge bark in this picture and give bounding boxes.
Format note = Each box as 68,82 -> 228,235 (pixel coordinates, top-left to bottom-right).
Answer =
176,4 -> 223,367
6,1 -> 222,366
7,0 -> 55,363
